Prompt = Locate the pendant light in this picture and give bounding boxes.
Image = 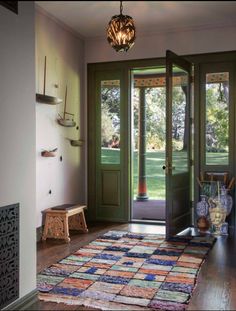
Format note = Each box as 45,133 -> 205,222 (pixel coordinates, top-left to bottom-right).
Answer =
106,1 -> 136,52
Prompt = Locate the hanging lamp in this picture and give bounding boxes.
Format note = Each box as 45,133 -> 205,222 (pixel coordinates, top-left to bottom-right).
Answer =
106,1 -> 136,52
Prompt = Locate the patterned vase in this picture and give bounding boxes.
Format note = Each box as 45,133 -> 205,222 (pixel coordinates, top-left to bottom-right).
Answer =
209,205 -> 227,235
220,186 -> 233,216
196,195 -> 209,217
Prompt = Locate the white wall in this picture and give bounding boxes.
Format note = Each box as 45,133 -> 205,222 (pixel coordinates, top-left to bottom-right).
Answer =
85,24 -> 236,63
36,9 -> 85,227
0,2 -> 36,299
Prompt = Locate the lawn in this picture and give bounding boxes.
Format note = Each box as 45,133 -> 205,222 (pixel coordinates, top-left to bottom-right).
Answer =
133,150 -> 166,199
101,148 -> 228,200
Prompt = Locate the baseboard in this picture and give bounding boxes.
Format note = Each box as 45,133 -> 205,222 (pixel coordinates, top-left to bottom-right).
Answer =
36,226 -> 43,242
3,289 -> 38,310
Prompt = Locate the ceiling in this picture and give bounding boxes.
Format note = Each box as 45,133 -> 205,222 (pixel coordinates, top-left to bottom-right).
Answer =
36,1 -> 236,39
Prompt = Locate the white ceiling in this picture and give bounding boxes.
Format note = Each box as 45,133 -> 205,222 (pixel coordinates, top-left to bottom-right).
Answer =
36,1 -> 236,39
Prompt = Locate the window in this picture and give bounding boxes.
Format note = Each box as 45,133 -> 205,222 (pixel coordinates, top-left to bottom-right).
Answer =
205,72 -> 229,165
101,80 -> 121,164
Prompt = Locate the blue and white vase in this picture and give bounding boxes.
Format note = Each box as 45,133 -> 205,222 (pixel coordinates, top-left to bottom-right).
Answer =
220,222 -> 228,235
220,186 -> 233,216
196,195 -> 209,217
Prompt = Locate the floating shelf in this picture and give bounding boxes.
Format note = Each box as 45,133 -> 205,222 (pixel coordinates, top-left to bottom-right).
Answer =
70,140 -> 83,147
41,148 -> 58,157
57,118 -> 76,127
36,94 -> 62,105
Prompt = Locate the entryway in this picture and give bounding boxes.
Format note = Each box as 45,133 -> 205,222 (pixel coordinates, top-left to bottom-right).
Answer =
131,67 -> 166,222
87,51 -> 192,239
88,50 -> 236,238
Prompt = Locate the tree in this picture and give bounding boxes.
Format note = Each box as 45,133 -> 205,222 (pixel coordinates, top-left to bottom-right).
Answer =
101,86 -> 121,147
206,82 -> 228,152
171,86 -> 186,151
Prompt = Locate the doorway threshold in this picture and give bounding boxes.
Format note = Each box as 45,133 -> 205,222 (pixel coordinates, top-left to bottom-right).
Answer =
131,219 -> 166,225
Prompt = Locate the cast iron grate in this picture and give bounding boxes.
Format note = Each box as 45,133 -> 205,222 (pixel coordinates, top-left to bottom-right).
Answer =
0,203 -> 19,309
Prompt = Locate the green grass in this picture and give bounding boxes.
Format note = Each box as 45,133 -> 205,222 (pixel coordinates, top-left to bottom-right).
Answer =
101,148 -> 166,199
101,148 -> 120,164
101,148 -> 228,200
206,152 -> 228,165
133,150 -> 166,199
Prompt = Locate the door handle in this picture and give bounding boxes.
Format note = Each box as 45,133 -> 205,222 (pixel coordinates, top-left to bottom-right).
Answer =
162,163 -> 175,174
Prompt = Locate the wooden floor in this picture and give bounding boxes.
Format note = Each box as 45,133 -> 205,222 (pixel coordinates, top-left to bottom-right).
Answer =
27,222 -> 236,310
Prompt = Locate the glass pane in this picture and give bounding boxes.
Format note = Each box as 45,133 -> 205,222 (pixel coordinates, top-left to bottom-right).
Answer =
205,72 -> 229,165
172,66 -> 188,174
101,80 -> 120,164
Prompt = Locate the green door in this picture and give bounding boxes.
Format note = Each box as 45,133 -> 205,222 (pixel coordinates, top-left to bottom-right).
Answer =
165,50 -> 192,238
88,68 -> 129,222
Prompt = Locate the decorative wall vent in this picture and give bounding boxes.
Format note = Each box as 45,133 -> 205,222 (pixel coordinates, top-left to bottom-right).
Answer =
0,203 -> 19,309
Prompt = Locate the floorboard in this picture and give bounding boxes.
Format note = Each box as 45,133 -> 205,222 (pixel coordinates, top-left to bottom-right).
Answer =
27,222 -> 236,310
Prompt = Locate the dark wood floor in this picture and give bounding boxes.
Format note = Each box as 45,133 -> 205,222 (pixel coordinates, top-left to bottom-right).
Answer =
27,222 -> 236,310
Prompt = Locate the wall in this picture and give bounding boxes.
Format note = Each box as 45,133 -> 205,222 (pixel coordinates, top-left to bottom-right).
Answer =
85,24 -> 236,63
36,9 -> 85,228
0,1 -> 36,300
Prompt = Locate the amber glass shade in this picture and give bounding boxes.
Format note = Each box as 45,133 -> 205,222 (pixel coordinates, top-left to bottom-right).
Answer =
107,14 -> 136,52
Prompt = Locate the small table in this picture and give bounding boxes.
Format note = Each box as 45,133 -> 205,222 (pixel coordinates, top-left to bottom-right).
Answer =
42,204 -> 88,242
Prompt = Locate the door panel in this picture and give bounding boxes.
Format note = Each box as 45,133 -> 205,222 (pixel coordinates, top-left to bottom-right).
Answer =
165,50 -> 192,238
102,170 -> 120,206
94,70 -> 128,222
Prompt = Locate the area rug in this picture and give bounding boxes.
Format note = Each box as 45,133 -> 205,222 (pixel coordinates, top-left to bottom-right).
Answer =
37,231 -> 215,310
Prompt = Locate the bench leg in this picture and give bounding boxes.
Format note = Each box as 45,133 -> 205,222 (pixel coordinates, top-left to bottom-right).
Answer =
69,211 -> 88,233
42,213 -> 70,242
64,215 -> 70,242
42,214 -> 51,241
79,211 -> 88,233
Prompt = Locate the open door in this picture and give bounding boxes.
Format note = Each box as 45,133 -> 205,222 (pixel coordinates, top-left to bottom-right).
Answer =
165,50 -> 192,239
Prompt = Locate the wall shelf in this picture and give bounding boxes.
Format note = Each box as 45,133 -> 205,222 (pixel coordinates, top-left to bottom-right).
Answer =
41,148 -> 58,157
57,118 -> 76,127
36,94 -> 62,105
70,140 -> 83,147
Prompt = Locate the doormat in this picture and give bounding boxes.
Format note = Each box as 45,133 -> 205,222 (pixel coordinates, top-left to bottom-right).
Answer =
37,231 -> 215,310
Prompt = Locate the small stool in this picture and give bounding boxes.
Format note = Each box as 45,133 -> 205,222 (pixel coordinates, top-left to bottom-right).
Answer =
42,204 -> 88,242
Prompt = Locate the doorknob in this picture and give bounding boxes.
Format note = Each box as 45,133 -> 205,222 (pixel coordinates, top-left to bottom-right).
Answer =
162,162 -> 175,174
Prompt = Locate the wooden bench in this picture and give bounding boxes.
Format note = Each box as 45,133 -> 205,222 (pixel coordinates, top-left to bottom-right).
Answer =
42,204 -> 88,242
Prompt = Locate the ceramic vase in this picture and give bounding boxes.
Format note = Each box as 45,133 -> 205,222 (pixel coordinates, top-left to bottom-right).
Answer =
209,198 -> 227,235
196,195 -> 209,217
197,216 -> 210,232
220,186 -> 233,216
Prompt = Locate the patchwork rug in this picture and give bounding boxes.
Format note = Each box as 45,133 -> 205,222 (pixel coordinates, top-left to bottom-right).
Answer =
37,231 -> 215,310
